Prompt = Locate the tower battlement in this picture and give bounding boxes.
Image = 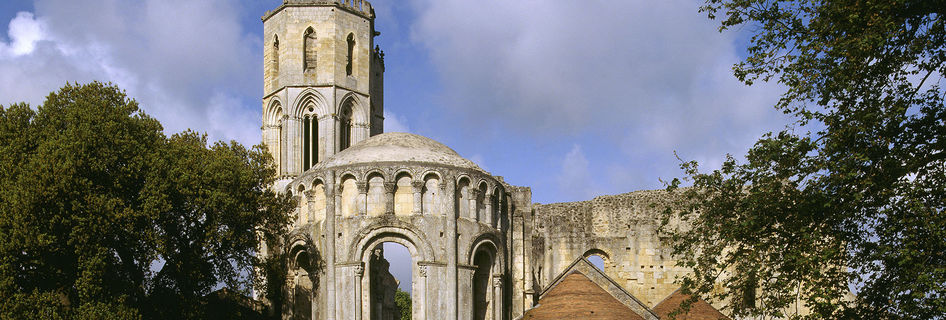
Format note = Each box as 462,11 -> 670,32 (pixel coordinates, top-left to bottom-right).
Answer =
263,0 -> 374,21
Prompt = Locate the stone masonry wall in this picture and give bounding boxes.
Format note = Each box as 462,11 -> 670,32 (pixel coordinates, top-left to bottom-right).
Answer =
530,190 -> 688,307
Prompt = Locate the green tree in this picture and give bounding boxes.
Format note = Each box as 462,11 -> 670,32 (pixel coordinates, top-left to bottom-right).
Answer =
395,288 -> 411,320
665,1 -> 945,319
0,82 -> 293,319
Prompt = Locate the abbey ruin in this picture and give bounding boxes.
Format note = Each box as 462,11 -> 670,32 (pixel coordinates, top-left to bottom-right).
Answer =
258,1 -> 720,319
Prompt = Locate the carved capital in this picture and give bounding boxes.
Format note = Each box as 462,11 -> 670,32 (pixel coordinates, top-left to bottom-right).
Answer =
303,189 -> 318,201
356,181 -> 368,193
493,274 -> 502,288
383,182 -> 396,194
411,181 -> 425,192
418,265 -> 428,278
354,265 -> 364,277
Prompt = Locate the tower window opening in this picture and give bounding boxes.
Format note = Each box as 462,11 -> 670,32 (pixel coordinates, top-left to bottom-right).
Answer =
346,33 -> 355,76
304,27 -> 317,71
339,103 -> 353,151
302,114 -> 319,170
267,34 -> 280,90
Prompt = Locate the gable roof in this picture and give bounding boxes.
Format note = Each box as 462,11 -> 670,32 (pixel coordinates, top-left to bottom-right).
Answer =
522,257 -> 659,320
652,289 -> 728,320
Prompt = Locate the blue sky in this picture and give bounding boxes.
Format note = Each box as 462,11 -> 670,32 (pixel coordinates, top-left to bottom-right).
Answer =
0,0 -> 792,292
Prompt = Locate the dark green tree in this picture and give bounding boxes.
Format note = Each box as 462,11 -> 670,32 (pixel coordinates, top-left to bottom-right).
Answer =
395,288 -> 411,320
665,1 -> 945,319
0,82 -> 293,319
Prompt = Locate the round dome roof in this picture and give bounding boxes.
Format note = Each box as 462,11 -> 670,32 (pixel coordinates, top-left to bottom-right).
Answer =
314,132 -> 484,171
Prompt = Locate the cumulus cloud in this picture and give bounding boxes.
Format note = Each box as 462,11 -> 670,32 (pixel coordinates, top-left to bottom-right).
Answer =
407,0 -> 790,198
0,0 -> 262,146
0,12 -> 45,56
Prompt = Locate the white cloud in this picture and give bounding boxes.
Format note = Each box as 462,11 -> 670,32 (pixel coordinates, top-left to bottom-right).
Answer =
0,0 -> 261,146
384,110 -> 411,133
1,12 -> 46,56
555,144 -> 601,202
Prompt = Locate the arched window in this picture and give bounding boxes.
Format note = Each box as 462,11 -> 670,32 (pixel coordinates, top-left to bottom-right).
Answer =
301,106 -> 319,171
339,102 -> 353,151
346,33 -> 355,76
457,178 -> 470,218
267,34 -> 279,89
366,174 -> 385,216
422,174 -> 440,215
394,174 -> 413,216
304,27 -> 317,71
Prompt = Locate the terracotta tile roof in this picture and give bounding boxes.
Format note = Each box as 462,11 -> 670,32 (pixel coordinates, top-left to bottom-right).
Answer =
522,272 -> 645,320
652,290 -> 728,320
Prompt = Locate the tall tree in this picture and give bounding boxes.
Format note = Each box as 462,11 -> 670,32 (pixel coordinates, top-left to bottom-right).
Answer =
664,1 -> 945,319
0,82 -> 293,319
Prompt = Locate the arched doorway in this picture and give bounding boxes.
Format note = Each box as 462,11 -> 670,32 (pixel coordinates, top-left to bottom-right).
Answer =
472,250 -> 493,320
469,239 -> 503,320
290,245 -> 316,320
366,242 -> 412,320
355,230 -> 430,320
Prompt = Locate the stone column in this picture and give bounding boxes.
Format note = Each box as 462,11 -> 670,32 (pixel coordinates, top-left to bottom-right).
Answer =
354,265 -> 364,320
493,275 -> 503,320
484,192 -> 493,226
469,188 -> 480,222
324,171 -> 337,320
418,265 -> 428,320
356,181 -> 367,216
383,182 -> 396,215
411,181 -> 424,215
443,178 -> 458,320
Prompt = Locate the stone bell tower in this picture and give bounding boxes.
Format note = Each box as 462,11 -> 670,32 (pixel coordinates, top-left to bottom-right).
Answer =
261,0 -> 384,186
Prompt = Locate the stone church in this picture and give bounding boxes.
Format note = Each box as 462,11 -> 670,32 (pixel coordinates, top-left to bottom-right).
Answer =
258,1 -> 725,319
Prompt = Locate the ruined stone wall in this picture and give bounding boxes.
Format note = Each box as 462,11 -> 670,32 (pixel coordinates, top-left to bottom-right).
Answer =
528,190 -> 688,307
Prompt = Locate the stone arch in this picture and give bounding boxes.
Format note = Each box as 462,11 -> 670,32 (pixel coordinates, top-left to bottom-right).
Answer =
350,224 -> 434,320
292,89 -> 330,119
308,177 -> 326,189
265,98 -> 284,126
337,92 -> 369,124
361,168 -> 386,182
582,248 -> 612,274
468,234 -> 506,269
349,224 -> 435,263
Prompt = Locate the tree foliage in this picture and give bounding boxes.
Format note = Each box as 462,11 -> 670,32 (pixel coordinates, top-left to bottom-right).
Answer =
665,1 -> 945,319
0,82 -> 294,319
395,288 -> 411,320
